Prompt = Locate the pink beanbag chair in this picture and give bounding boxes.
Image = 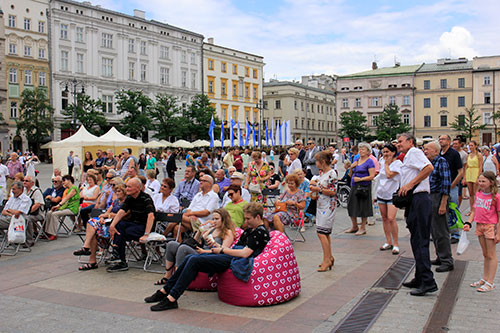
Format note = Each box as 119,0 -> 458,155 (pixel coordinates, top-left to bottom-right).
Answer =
217,231 -> 301,306
187,228 -> 244,291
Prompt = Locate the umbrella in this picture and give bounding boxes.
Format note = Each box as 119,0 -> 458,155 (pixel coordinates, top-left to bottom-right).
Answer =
159,140 -> 172,147
172,140 -> 194,149
192,139 -> 210,147
223,139 -> 231,147
41,141 -> 53,149
144,140 -> 164,148
213,140 -> 222,147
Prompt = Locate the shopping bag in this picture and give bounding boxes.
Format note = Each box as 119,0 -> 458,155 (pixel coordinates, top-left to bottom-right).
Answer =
7,215 -> 26,244
456,230 -> 469,255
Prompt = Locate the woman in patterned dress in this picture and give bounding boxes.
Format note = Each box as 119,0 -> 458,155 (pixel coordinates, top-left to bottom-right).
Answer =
310,151 -> 337,272
245,151 -> 271,202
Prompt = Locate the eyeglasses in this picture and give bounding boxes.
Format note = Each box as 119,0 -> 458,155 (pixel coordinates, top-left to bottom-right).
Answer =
110,183 -> 116,187
307,142 -> 313,145
106,176 -> 114,180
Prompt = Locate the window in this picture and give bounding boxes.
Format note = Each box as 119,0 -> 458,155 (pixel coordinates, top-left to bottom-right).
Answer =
275,100 -> 281,109
9,43 -> 16,54
458,78 -> 465,88
355,98 -> 361,107
190,53 -> 196,64
181,70 -> 187,88
294,100 -> 298,110
458,96 -> 465,107
253,69 -> 258,79
102,33 -> 113,48
61,50 -> 69,71
159,67 -> 169,85
232,83 -> 237,96
191,72 -> 196,89
140,64 -> 147,81
208,59 -> 214,70
208,80 -> 214,93
38,21 -> 45,33
484,76 -> 491,85
389,96 -> 396,105
102,95 -> 113,113
221,81 -> 227,96
60,24 -> 68,39
253,87 -> 257,99
128,62 -> 135,80
424,80 -> 430,90
424,98 -> 431,108
102,58 -> 113,77
245,86 -> 249,99
62,90 -> 68,110
181,50 -> 187,63
160,46 -> 168,59
485,92 -> 491,104
440,79 -> 447,89
8,15 -> 16,28
24,18 -> 31,30
128,39 -> 135,53
232,107 -> 238,120
484,112 -> 492,125
424,115 -> 431,127
10,102 -> 18,119
76,27 -> 84,42
440,115 -> 447,127
140,41 -> 147,55
232,64 -> 238,75
342,98 -> 348,108
403,95 -> 410,105
24,46 -> 31,56
371,115 -> 378,126
9,68 -> 17,83
39,72 -> 46,86
458,114 -> 465,126
371,97 -> 379,107
440,97 -> 447,108
221,62 -> 227,73
245,67 -> 250,77
24,70 -> 32,85
403,113 -> 410,125
38,48 -> 45,58
76,53 -> 84,73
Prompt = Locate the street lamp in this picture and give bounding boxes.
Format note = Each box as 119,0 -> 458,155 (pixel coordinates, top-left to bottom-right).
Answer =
60,78 -> 85,130
255,99 -> 264,146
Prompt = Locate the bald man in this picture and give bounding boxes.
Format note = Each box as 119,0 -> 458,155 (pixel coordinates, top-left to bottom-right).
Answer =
107,177 -> 155,272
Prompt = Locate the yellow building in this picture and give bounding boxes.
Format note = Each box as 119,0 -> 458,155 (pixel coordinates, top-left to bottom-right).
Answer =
4,0 -> 50,152
414,58 -> 473,140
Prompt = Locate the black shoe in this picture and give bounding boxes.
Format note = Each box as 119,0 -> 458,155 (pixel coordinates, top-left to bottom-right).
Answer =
402,278 -> 419,289
144,290 -> 167,303
431,259 -> 441,266
450,238 -> 459,244
106,261 -> 128,273
105,254 -> 121,265
436,265 -> 454,273
150,297 -> 178,311
73,247 -> 91,256
410,283 -> 438,296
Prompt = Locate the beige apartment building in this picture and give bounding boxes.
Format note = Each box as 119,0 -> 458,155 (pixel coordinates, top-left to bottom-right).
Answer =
0,8 -> 8,155
263,80 -> 336,146
336,63 -> 419,138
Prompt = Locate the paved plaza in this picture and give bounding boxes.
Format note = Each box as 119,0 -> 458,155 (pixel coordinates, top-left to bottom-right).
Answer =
1,163 -> 499,332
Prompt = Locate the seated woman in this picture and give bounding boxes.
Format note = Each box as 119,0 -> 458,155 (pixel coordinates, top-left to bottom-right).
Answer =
224,184 -> 248,228
265,174 -> 306,232
76,174 -> 100,232
145,202 -> 270,311
44,175 -> 81,241
73,183 -> 127,270
152,178 -> 180,213
145,169 -> 161,194
154,208 -> 236,285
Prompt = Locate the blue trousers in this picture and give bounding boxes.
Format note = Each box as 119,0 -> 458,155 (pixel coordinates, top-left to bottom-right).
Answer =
164,253 -> 233,300
406,192 -> 435,286
114,221 -> 145,261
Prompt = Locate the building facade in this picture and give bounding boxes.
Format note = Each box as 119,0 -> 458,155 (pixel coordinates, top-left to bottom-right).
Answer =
414,58 -> 473,140
0,8 -> 8,155
263,80 -> 336,146
336,64 -> 419,139
301,74 -> 337,92
4,0 -> 50,153
49,0 -> 203,140
203,38 -> 264,130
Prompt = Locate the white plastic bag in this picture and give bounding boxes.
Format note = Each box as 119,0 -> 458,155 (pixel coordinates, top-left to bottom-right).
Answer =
456,230 -> 469,255
7,215 -> 26,244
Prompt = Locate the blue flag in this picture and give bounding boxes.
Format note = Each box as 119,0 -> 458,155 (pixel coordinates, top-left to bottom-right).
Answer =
237,121 -> 243,147
265,121 -> 269,146
230,118 -> 236,147
252,122 -> 256,146
275,122 -> 280,146
284,121 -> 288,146
269,123 -> 273,147
245,121 -> 251,146
279,122 -> 283,146
258,123 -> 261,147
220,121 -> 225,148
208,116 -> 215,148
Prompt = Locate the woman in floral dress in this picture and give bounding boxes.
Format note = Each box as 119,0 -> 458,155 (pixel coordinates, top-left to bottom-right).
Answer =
245,151 -> 271,202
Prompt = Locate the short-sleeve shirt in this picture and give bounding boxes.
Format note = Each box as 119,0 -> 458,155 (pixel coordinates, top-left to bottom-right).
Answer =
225,200 -> 247,227
120,191 -> 156,225
0,164 -> 8,188
104,158 -> 117,168
4,193 -> 32,215
152,193 -> 180,213
376,158 -> 402,200
146,157 -> 157,170
473,191 -> 500,224
95,157 -> 105,168
235,225 -> 270,255
188,190 -> 220,223
440,148 -> 463,183
401,147 -> 431,194
351,158 -> 375,187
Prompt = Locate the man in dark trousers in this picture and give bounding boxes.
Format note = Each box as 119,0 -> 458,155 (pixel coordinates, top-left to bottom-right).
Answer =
166,150 -> 177,181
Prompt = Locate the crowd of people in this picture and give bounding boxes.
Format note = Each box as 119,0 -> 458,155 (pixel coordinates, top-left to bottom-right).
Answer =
1,132 -> 499,313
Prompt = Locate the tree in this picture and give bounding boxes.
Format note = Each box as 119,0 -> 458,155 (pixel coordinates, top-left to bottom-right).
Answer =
150,94 -> 183,140
115,90 -> 153,141
375,104 -> 411,142
16,87 -> 54,154
338,111 -> 369,143
184,94 -> 218,141
450,107 -> 486,140
61,94 -> 108,135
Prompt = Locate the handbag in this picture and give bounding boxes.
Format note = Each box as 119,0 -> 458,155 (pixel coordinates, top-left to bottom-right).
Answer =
355,185 -> 370,199
8,215 -> 26,244
248,182 -> 262,194
275,202 -> 287,213
392,182 -> 421,209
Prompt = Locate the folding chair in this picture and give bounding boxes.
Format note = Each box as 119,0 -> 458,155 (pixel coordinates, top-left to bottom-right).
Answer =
0,219 -> 32,256
285,210 -> 306,244
262,188 -> 280,213
77,208 -> 108,264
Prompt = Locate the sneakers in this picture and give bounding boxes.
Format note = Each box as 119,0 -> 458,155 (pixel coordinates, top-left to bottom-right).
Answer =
105,253 -> 121,265
106,261 -> 128,272
150,297 -> 178,311
144,290 -> 167,303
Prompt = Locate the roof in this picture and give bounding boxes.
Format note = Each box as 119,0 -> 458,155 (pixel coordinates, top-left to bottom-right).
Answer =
417,61 -> 473,73
264,80 -> 335,96
340,65 -> 422,79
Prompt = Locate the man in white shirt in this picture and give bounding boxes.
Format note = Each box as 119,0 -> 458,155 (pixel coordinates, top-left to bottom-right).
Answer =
0,160 -> 8,203
0,181 -> 32,235
24,176 -> 45,246
397,133 -> 437,296
221,172 -> 251,207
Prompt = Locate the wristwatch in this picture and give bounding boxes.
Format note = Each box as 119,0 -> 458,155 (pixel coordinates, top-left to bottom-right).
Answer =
144,232 -> 150,236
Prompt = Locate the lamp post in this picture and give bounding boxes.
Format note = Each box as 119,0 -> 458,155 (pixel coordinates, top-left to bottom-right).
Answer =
255,99 -> 264,146
60,78 -> 85,131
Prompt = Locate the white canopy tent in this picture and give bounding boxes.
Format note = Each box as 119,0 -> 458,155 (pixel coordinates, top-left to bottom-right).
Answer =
172,140 -> 194,149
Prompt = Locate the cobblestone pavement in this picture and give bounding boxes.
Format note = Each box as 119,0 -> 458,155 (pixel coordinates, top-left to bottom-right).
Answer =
1,163 -> 498,332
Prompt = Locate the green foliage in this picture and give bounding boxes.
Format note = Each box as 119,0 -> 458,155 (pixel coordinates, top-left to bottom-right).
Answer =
375,104 -> 411,142
150,94 -> 183,140
61,94 -> 108,135
339,111 -> 369,142
16,87 -> 54,154
115,90 -> 153,140
184,94 -> 219,141
450,107 -> 486,140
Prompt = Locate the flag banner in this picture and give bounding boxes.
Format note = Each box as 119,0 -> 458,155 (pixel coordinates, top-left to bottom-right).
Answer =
252,122 -> 257,146
220,121 -> 225,148
275,121 -> 279,146
209,116 -> 215,148
258,122 -> 261,147
279,122 -> 283,146
265,121 -> 269,146
286,120 -> 292,146
238,121 -> 243,147
269,123 -> 274,147
230,118 -> 236,147
245,121 -> 251,146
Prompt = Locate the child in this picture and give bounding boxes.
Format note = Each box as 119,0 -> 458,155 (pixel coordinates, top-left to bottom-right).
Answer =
464,171 -> 500,292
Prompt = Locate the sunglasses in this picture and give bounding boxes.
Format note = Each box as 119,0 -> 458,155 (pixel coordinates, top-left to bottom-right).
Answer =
52,180 -> 60,183
106,177 -> 113,180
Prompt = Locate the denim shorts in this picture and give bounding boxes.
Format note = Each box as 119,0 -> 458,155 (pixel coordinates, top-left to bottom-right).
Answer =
377,197 -> 393,205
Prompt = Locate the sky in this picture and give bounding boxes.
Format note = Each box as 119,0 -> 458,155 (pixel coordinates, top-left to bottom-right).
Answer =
91,0 -> 500,80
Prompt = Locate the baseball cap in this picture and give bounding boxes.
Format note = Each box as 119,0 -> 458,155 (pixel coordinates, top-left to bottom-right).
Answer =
230,172 -> 245,180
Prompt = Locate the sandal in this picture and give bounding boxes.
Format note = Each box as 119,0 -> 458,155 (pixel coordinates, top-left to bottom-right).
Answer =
477,281 -> 495,292
380,243 -> 393,251
471,279 -> 486,287
73,247 -> 91,256
344,228 -> 359,234
154,277 -> 168,286
355,229 -> 366,236
392,247 -> 400,255
79,263 -> 98,271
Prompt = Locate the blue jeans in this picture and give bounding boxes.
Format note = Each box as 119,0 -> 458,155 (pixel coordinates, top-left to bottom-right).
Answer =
164,253 -> 233,300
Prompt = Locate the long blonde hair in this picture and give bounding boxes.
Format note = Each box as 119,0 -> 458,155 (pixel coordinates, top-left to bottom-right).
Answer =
481,171 -> 498,206
213,208 -> 236,239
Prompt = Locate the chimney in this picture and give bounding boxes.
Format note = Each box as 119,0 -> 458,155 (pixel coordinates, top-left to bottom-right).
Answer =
207,37 -> 214,44
372,62 -> 378,70
133,9 -> 145,19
